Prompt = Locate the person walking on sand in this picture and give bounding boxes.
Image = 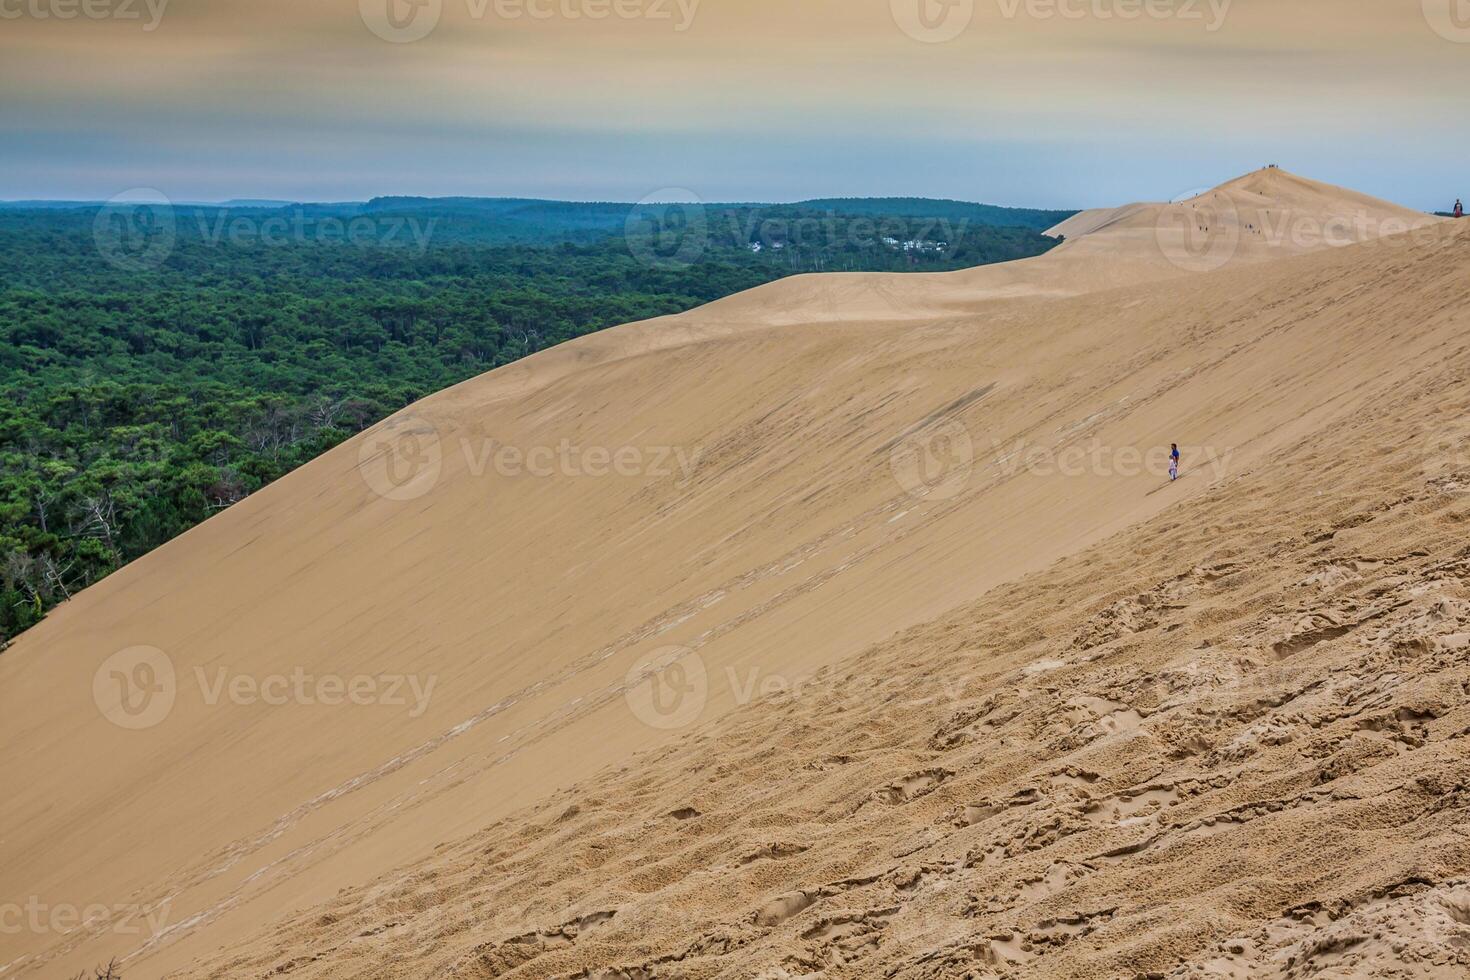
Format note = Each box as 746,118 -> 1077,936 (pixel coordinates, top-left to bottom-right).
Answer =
1169,443 -> 1180,482
1456,199 -> 1464,219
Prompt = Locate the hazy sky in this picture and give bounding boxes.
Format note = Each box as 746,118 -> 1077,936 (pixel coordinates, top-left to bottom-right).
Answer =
3,0 -> 1467,209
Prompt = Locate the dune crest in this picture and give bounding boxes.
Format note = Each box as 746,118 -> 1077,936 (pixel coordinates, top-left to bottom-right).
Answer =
656,168 -> 1441,330
1,171 -> 1465,979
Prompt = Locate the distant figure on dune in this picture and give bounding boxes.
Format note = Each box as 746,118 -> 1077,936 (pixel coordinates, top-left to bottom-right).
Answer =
1170,443 -> 1180,482
1456,199 -> 1464,219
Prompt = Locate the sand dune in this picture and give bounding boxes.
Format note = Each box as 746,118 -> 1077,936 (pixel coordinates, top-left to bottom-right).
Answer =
1040,167 -> 1441,281
2,170 -> 1466,979
678,168 -> 1438,330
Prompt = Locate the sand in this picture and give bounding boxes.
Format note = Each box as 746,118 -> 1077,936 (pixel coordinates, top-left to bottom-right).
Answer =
2,169 -> 1467,979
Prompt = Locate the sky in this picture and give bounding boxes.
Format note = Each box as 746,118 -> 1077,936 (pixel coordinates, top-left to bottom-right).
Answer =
2,0 -> 1467,210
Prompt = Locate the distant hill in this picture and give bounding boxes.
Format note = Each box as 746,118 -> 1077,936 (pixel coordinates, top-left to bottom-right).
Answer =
360,198 -> 650,243
216,199 -> 300,208
362,195 -> 1074,230
363,196 -> 623,215
796,196 -> 1075,230
0,200 -> 107,209
0,199 -> 332,209
0,195 -> 1078,245
351,195 -> 1077,243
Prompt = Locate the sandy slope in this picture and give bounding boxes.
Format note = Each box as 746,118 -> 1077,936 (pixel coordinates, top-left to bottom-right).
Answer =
0,170 -> 1464,979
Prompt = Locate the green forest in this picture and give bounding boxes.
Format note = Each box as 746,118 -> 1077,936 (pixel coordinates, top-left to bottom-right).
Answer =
0,200 -> 1068,644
